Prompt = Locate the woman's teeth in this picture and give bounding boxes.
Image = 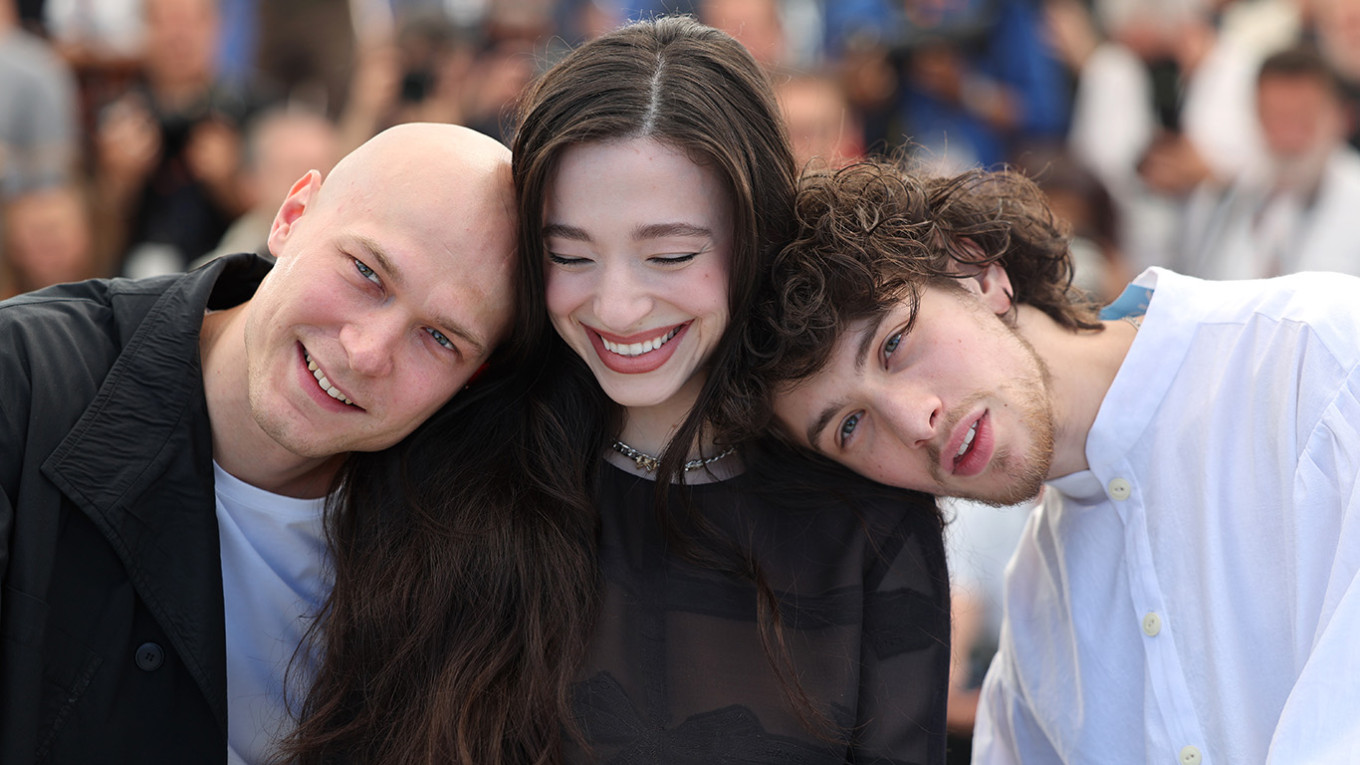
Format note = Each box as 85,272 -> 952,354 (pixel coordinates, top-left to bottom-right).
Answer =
957,420 -> 978,458
601,326 -> 680,357
305,352 -> 355,406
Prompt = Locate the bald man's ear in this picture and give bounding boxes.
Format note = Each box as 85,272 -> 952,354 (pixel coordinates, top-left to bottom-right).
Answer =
267,170 -> 322,259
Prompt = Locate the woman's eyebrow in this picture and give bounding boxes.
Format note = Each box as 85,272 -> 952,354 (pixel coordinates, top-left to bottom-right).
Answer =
632,222 -> 711,240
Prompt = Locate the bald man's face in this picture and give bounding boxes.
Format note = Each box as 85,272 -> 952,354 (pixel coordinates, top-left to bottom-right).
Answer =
242,134 -> 516,460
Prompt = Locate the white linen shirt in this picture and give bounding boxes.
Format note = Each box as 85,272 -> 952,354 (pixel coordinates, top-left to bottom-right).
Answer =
973,268 -> 1360,764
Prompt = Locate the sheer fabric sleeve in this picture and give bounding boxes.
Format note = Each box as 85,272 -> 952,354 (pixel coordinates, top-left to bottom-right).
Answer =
850,501 -> 951,764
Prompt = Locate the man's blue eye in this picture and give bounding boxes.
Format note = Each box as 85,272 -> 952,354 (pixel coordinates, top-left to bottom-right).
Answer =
838,412 -> 861,445
884,331 -> 903,358
427,328 -> 454,350
354,258 -> 381,285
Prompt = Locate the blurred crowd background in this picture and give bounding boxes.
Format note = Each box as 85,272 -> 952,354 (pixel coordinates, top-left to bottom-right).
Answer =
2,0 -> 1357,759
12,0 -> 1360,303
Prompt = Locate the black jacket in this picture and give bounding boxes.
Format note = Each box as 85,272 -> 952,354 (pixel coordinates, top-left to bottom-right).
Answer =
0,254 -> 272,764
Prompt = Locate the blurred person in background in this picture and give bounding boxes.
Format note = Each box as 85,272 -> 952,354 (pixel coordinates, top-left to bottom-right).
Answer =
0,0 -> 80,188
776,71 -> 865,171
196,106 -> 341,266
1178,44 -> 1360,278
698,0 -> 788,70
1,184 -> 95,298
1066,0 -> 1283,271
825,0 -> 1070,172
44,0 -> 144,61
1305,0 -> 1360,150
0,0 -> 81,293
253,0 -> 353,119
92,0 -> 266,278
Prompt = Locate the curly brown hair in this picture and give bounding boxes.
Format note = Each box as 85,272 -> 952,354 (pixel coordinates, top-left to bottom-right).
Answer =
718,158 -> 1103,442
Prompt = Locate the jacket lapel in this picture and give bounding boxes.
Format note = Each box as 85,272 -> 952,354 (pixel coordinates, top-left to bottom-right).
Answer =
41,255 -> 271,735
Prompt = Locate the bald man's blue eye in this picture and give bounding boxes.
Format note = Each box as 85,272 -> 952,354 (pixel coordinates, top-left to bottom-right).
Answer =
354,258 -> 381,285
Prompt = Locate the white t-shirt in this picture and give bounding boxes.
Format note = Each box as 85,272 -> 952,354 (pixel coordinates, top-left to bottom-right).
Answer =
215,462 -> 329,765
974,269 -> 1360,764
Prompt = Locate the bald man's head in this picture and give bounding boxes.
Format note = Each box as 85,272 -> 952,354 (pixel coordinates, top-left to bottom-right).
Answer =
238,123 -> 518,460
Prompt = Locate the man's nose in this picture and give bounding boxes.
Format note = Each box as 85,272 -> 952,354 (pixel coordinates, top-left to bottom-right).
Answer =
339,310 -> 401,377
876,381 -> 944,449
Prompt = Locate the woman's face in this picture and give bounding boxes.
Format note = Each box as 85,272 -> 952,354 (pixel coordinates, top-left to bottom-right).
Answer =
543,137 -> 733,411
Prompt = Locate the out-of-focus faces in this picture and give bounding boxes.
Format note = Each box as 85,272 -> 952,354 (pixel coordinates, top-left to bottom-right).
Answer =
777,75 -> 863,171
543,137 -> 733,416
1257,73 -> 1345,162
143,0 -> 220,90
3,186 -> 93,292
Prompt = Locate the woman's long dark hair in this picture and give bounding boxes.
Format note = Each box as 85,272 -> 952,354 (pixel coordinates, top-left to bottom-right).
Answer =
278,222 -> 610,761
512,16 -> 856,740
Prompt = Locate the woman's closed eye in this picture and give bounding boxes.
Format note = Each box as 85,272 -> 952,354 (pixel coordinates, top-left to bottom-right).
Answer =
648,252 -> 698,265
547,252 -> 591,266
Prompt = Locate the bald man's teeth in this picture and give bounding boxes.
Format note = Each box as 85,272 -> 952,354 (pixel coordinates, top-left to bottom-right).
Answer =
305,352 -> 355,406
602,327 -> 680,357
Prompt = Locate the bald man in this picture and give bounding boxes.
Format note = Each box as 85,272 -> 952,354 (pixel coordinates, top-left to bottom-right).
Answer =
0,123 -> 517,764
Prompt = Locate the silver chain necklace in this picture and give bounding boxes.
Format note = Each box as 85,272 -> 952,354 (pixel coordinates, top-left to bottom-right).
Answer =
611,439 -> 735,473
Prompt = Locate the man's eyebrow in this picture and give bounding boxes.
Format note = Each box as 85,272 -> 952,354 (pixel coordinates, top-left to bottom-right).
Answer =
352,234 -> 489,358
807,398 -> 846,450
854,311 -> 894,373
806,314 -> 893,447
633,222 -> 711,240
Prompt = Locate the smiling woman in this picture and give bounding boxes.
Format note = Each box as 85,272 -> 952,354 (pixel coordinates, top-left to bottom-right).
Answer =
510,15 -> 953,764
276,17 -> 950,765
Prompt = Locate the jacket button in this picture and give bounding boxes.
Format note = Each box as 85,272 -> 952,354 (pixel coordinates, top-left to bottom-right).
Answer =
135,642 -> 165,671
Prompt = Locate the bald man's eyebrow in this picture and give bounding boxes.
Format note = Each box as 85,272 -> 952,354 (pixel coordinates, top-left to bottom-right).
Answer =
350,235 -> 489,358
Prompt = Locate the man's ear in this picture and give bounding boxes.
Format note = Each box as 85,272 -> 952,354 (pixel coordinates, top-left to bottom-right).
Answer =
947,239 -> 1014,317
969,262 -> 1015,317
266,170 -> 322,258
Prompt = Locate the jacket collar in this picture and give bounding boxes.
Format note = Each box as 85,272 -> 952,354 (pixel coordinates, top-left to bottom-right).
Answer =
41,253 -> 273,733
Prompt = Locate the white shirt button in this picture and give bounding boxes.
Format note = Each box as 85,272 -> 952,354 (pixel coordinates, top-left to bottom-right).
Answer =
1179,745 -> 1202,764
1108,478 -> 1132,500
1142,612 -> 1162,636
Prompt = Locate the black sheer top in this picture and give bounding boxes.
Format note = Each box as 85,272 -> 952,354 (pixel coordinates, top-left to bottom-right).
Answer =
568,461 -> 951,764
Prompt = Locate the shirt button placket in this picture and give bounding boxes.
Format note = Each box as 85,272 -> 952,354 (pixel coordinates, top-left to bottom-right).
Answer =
1108,477 -> 1132,501
1142,611 -> 1163,636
